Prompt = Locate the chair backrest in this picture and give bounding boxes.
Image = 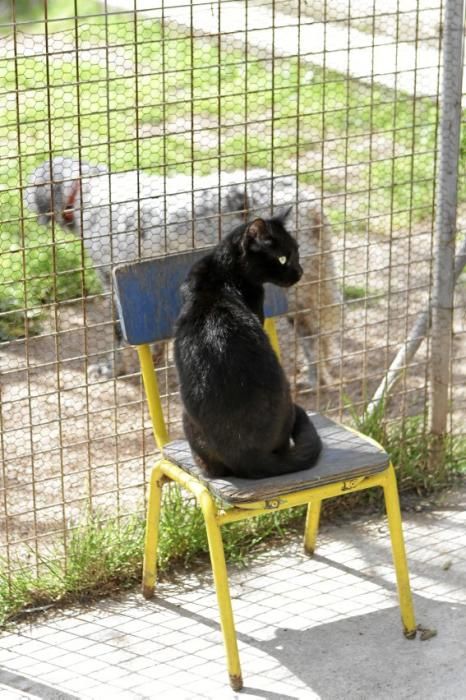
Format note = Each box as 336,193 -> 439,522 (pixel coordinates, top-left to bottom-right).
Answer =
112,248 -> 288,345
112,248 -> 288,449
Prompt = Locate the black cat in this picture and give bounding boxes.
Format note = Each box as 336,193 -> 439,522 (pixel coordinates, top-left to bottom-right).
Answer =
174,212 -> 322,479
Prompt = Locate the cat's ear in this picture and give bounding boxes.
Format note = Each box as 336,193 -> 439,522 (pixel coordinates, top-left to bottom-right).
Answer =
245,218 -> 268,241
243,218 -> 269,252
275,205 -> 293,223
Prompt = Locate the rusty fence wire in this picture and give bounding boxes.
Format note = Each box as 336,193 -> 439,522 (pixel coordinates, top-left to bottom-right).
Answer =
0,0 -> 465,581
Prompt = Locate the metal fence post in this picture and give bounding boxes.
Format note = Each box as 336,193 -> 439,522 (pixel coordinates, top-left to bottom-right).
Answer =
367,235 -> 466,416
429,0 -> 465,451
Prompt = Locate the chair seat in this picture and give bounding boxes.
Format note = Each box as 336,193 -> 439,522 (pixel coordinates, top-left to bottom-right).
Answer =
162,412 -> 389,505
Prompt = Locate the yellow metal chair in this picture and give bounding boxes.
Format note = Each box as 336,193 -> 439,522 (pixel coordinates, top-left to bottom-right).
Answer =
113,250 -> 416,691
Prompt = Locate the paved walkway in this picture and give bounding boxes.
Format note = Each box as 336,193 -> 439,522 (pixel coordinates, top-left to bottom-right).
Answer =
0,484 -> 465,699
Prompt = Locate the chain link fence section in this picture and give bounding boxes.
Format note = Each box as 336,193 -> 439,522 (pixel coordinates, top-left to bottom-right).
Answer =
0,0 -> 464,580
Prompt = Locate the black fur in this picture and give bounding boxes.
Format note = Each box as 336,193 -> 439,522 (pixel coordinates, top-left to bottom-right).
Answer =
174,213 -> 322,479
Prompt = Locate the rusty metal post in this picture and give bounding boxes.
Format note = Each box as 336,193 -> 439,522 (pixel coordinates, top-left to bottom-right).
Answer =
429,0 -> 465,454
367,236 -> 466,416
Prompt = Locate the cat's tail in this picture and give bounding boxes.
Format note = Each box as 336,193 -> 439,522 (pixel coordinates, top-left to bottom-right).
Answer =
232,405 -> 322,479
289,404 -> 322,466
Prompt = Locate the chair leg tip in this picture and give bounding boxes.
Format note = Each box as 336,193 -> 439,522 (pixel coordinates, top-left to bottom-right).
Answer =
230,674 -> 243,691
403,627 -> 417,640
142,584 -> 155,599
304,545 -> 315,556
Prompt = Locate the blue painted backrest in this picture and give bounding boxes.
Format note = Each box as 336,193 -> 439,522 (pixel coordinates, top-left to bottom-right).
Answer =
112,248 -> 289,345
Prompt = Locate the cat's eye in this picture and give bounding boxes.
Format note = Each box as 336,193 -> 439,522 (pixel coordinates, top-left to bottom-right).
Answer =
278,256 -> 287,265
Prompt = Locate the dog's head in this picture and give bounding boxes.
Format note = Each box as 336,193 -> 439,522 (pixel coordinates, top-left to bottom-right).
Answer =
24,157 -> 106,233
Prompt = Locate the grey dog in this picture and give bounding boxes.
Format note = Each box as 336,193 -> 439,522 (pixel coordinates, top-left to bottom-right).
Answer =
25,157 -> 340,384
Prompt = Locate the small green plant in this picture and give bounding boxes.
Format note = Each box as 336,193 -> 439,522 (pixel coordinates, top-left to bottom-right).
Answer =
344,394 -> 465,492
344,393 -> 388,446
343,285 -> 367,301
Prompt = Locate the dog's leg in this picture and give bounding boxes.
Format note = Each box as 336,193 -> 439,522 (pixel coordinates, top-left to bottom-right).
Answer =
290,207 -> 340,388
151,342 -> 166,367
294,293 -> 339,388
288,316 -> 319,387
87,317 -> 125,381
86,268 -> 126,381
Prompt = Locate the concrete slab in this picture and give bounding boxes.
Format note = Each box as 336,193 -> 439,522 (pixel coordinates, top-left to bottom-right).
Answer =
0,485 -> 465,699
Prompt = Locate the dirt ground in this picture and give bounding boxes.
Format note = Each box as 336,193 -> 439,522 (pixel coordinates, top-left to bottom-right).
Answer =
2,223 -> 466,567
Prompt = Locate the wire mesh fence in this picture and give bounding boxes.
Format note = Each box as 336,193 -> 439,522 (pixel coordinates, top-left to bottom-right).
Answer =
0,0 -> 465,582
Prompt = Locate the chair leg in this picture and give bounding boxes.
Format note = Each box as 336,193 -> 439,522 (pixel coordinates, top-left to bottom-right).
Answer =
142,464 -> 164,599
199,491 -> 243,691
304,500 -> 321,555
383,464 -> 417,638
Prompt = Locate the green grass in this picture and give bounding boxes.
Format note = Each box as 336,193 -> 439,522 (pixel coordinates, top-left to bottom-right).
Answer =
0,487 -> 303,627
0,0 -> 102,32
2,14 -> 464,338
0,218 -> 101,340
0,513 -> 145,626
346,397 -> 466,492
343,284 -> 369,301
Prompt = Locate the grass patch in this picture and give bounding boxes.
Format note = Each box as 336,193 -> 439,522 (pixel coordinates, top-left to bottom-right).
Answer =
0,1 -> 102,33
342,284 -> 384,306
2,14 -> 464,338
0,513 -> 145,626
346,397 -> 466,492
343,284 -> 368,301
0,218 -> 101,340
0,488 -> 303,628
